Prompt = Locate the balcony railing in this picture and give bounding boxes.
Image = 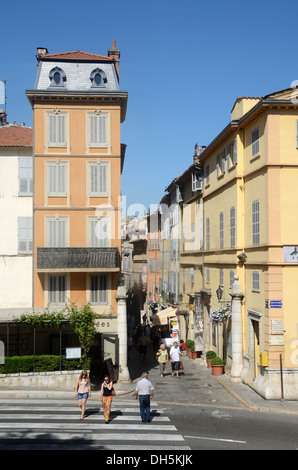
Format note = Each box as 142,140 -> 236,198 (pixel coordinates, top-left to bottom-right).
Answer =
37,247 -> 120,273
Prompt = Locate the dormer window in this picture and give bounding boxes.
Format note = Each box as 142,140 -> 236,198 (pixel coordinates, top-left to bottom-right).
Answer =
90,68 -> 107,88
49,67 -> 66,87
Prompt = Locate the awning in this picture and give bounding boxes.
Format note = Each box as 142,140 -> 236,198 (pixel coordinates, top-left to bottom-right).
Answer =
152,307 -> 177,326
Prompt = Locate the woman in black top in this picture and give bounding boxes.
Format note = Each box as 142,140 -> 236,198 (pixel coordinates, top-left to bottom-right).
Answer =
99,376 -> 114,423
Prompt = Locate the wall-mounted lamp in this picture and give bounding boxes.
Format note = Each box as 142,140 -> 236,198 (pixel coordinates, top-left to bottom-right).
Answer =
216,286 -> 223,302
237,252 -> 247,262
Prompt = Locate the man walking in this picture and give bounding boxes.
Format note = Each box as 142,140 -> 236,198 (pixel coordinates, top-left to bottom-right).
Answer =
170,341 -> 181,378
135,372 -> 154,423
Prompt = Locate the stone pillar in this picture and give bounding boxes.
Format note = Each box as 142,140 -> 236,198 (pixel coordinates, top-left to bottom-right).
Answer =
230,275 -> 244,383
194,292 -> 204,353
116,282 -> 131,383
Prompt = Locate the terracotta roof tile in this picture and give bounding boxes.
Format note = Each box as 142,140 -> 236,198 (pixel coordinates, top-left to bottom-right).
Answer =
0,125 -> 32,147
41,51 -> 112,61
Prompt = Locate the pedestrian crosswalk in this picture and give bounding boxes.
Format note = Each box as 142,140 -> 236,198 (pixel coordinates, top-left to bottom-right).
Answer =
0,398 -> 190,450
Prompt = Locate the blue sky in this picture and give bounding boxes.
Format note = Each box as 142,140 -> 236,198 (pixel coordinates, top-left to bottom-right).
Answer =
1,0 -> 298,213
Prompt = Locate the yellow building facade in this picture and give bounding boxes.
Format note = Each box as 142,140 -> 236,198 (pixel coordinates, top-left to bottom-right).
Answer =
26,44 -> 127,360
176,87 -> 298,399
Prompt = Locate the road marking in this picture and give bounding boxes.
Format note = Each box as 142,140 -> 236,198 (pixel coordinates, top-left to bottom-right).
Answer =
184,435 -> 246,444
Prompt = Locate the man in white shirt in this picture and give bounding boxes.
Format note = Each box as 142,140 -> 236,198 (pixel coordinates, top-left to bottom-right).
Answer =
170,342 -> 181,378
135,372 -> 154,423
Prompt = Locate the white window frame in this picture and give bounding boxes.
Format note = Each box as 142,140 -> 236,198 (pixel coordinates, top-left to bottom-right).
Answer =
252,128 -> 259,157
18,217 -> 33,253
19,157 -> 33,195
252,200 -> 260,246
48,113 -> 67,147
89,162 -> 108,196
90,274 -> 108,304
89,113 -> 108,147
48,275 -> 66,305
48,162 -> 67,196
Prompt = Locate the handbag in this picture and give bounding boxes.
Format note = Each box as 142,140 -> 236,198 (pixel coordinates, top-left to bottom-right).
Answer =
179,360 -> 184,370
111,389 -> 116,396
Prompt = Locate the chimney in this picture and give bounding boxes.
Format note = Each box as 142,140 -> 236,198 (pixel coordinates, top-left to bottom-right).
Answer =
193,143 -> 199,164
108,40 -> 120,78
193,144 -> 206,164
37,47 -> 48,57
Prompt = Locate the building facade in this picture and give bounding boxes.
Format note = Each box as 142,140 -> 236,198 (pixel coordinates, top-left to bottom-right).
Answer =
0,119 -> 33,318
25,43 -> 127,363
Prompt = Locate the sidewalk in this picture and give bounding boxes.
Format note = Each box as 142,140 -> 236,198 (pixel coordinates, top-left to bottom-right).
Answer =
1,345 -> 298,416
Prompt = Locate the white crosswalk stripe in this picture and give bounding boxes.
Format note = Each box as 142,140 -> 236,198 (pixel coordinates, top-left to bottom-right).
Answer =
0,398 -> 190,450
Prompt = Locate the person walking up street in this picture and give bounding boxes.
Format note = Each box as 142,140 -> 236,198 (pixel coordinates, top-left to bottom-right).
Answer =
99,375 -> 115,423
170,341 -> 181,378
156,343 -> 168,377
135,372 -> 154,423
75,370 -> 91,420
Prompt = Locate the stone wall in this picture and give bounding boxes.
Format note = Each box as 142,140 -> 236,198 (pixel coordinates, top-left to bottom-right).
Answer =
0,369 -> 83,390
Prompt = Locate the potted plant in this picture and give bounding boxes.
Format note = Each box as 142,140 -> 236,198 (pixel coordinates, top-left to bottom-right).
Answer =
185,340 -> 194,358
211,356 -> 224,376
190,344 -> 198,359
206,350 -> 216,368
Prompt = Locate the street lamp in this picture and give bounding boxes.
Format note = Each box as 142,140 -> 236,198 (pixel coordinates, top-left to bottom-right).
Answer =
216,286 -> 223,302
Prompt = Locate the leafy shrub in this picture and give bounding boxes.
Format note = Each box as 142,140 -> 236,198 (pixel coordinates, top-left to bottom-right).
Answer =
206,350 -> 217,359
211,356 -> 224,366
0,355 -> 91,374
185,339 -> 195,349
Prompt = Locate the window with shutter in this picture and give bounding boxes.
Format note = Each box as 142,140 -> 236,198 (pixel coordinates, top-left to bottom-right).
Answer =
219,212 -> 224,249
48,163 -> 67,195
227,144 -> 231,170
49,275 -> 66,305
90,275 -> 107,304
89,163 -> 108,195
206,217 -> 210,250
233,137 -> 238,164
19,157 -> 33,195
252,128 -> 259,157
18,217 -> 33,253
222,149 -> 226,173
252,200 -> 260,245
252,271 -> 260,291
90,218 -> 109,247
48,114 -> 66,146
230,207 -> 236,248
48,219 -> 67,247
89,114 -> 108,147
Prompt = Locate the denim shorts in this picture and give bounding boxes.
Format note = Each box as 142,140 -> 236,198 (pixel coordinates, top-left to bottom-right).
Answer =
77,392 -> 89,400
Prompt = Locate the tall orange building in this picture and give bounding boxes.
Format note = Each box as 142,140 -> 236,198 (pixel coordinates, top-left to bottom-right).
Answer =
26,43 -> 127,341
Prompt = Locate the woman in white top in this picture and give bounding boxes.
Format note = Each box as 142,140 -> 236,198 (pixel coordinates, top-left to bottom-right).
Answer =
75,370 -> 91,420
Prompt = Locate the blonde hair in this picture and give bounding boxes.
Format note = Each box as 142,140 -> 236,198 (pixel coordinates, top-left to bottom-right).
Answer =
79,370 -> 88,380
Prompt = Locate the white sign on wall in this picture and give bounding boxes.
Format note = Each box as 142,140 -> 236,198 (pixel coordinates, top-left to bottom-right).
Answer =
283,247 -> 298,262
